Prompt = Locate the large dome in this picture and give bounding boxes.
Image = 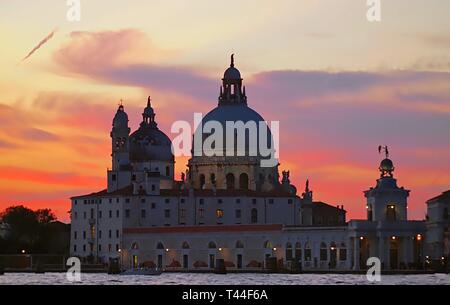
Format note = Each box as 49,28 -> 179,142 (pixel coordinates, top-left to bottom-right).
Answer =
193,103 -> 273,158
192,56 -> 274,160
187,55 -> 279,192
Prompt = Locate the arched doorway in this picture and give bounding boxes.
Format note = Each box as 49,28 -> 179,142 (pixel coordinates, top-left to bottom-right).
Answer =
226,173 -> 235,190
330,242 -> 337,268
390,238 -> 399,270
239,173 -> 249,190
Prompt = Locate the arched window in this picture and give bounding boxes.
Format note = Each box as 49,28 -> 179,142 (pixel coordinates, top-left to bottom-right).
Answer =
210,173 -> 216,186
199,174 -> 206,189
131,242 -> 139,250
156,242 -> 165,249
264,240 -> 273,249
285,242 -> 293,261
208,241 -> 217,249
367,204 -> 373,221
304,242 -> 311,261
236,240 -> 244,248
182,241 -> 190,249
295,242 -> 302,259
239,173 -> 249,190
251,208 -> 258,224
320,242 -> 328,261
386,204 -> 396,221
226,173 -> 235,190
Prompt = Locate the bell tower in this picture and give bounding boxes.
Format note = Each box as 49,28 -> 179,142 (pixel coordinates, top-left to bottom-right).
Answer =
110,103 -> 130,170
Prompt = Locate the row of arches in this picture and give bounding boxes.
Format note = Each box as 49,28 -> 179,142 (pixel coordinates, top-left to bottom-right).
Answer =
133,240 -> 346,252
148,241 -> 246,250
199,173 -> 249,190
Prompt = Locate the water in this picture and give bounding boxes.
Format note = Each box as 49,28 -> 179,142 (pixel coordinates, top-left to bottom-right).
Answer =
0,273 -> 449,285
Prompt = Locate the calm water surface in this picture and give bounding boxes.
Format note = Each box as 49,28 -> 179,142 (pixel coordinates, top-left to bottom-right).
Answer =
1,273 -> 449,285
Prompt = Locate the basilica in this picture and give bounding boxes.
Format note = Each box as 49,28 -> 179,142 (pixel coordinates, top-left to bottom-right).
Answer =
70,56 -> 449,272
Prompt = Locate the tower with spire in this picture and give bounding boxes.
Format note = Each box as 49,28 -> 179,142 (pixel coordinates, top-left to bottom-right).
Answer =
108,102 -> 132,192
364,146 -> 409,222
110,102 -> 131,171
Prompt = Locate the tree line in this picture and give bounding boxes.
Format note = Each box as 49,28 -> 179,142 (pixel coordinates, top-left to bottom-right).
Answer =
0,205 -> 70,254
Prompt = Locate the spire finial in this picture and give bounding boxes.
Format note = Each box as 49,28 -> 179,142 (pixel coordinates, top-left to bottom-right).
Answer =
230,53 -> 234,67
147,95 -> 151,107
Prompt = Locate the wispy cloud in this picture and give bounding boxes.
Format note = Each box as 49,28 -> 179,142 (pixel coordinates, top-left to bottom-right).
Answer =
21,28 -> 57,62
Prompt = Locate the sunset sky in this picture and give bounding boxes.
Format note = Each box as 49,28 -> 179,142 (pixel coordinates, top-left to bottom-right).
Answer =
0,0 -> 449,222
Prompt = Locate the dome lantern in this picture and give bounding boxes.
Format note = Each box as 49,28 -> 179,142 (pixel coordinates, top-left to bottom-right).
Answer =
219,54 -> 247,106
378,145 -> 395,177
142,96 -> 156,127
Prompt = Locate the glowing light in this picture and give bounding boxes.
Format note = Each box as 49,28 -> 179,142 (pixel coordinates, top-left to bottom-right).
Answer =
218,247 -> 223,252
118,248 -> 122,253
21,249 -> 26,254
165,248 -> 169,252
330,247 -> 336,250
273,247 -> 277,251
360,237 -> 364,240
416,234 -> 422,241
391,236 -> 396,240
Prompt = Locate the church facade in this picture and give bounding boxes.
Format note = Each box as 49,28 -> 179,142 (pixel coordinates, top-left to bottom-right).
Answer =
70,57 -> 448,272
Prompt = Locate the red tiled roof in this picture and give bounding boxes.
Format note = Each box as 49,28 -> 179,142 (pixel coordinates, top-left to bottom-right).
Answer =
70,185 -> 133,199
123,224 -> 283,234
71,185 -> 298,199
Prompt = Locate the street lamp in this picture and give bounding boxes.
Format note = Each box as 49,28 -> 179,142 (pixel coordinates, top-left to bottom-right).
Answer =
118,248 -> 123,270
21,249 -> 26,254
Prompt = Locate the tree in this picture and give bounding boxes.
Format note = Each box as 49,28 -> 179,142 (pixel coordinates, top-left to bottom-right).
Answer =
0,205 -> 64,254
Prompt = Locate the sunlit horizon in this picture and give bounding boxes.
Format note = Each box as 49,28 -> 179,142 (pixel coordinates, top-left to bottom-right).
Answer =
0,1 -> 449,222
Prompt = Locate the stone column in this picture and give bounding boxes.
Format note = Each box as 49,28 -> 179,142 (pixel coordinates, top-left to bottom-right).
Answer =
353,237 -> 360,270
386,238 -> 391,270
378,236 -> 385,269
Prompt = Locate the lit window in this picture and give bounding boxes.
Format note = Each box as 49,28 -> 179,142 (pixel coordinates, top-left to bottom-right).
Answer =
216,209 -> 224,218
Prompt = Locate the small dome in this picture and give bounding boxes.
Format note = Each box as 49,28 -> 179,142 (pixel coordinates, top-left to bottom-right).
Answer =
113,105 -> 128,128
223,53 -> 241,80
143,104 -> 154,116
129,127 -> 173,162
380,158 -> 394,170
379,158 -> 394,171
223,66 -> 241,80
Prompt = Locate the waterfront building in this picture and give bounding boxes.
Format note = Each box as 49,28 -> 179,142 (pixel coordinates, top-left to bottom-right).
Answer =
70,56 -> 446,271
